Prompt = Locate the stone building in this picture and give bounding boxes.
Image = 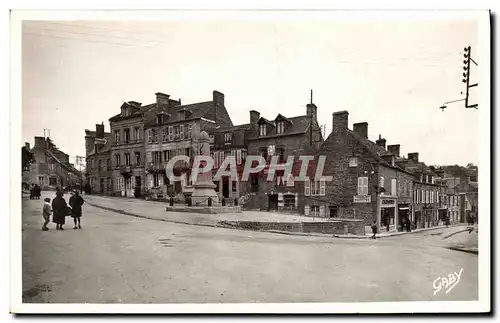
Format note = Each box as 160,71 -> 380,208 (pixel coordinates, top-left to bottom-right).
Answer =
211,123 -> 250,201
143,91 -> 233,199
305,111 -> 415,233
23,136 -> 81,190
84,123 -> 112,194
434,172 -> 461,224
108,100 -> 154,197
403,153 -> 445,229
240,102 -> 324,211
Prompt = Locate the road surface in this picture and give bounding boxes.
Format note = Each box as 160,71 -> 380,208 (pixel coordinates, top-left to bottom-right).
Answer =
21,192 -> 478,304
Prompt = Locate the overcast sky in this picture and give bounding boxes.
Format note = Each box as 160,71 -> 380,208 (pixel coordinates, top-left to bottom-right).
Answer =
22,15 -> 481,168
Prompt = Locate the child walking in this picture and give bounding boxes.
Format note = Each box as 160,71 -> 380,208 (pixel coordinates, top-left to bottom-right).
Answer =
42,197 -> 52,231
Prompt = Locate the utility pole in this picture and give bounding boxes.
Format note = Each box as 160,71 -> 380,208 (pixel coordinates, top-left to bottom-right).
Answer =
462,46 -> 478,109
439,46 -> 479,111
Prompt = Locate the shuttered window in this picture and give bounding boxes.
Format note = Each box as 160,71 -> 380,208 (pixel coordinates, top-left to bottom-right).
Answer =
304,179 -> 310,196
237,150 -> 242,165
391,179 -> 397,196
358,177 -> 368,195
319,178 -> 326,196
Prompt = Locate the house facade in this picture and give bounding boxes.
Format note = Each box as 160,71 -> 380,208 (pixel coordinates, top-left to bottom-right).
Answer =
403,153 -> 447,229
143,91 -> 233,200
23,136 -> 82,190
108,100 -> 150,197
84,124 -> 112,194
305,111 -> 414,233
241,103 -> 324,212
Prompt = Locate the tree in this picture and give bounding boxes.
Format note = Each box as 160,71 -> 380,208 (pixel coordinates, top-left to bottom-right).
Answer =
22,146 -> 34,172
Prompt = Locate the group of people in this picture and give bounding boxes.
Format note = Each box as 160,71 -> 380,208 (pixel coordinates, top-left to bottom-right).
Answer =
42,189 -> 85,231
29,184 -> 42,200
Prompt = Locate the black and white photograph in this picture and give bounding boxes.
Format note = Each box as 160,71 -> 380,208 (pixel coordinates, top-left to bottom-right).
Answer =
8,8 -> 491,314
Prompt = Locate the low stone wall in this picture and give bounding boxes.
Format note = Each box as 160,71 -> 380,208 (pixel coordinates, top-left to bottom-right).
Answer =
165,206 -> 242,214
220,219 -> 365,235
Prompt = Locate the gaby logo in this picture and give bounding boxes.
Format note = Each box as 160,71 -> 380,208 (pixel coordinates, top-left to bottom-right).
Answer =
433,268 -> 463,295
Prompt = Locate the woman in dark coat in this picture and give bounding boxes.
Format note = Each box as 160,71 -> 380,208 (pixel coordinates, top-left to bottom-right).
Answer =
51,190 -> 68,230
69,190 -> 85,229
34,184 -> 41,199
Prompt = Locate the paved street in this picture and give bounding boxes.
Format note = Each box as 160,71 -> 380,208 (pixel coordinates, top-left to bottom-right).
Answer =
22,192 -> 478,304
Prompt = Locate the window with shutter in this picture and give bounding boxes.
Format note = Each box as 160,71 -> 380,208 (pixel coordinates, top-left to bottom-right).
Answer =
168,126 -> 173,141
304,205 -> 310,216
180,125 -> 185,140
319,178 -> 326,196
237,150 -> 242,164
304,179 -> 311,196
391,179 -> 397,196
162,127 -> 168,142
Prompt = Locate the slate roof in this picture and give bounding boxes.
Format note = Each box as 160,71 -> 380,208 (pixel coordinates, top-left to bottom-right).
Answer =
248,115 -> 311,140
87,135 -> 112,156
142,101 -> 216,127
214,123 -> 252,133
345,129 -> 416,175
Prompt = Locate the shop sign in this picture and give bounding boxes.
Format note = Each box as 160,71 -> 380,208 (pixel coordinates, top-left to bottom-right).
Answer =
381,199 -> 396,207
354,195 -> 371,203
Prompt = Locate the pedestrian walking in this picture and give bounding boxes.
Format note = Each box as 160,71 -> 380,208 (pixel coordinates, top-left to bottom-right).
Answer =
42,197 -> 52,231
29,184 -> 35,200
371,221 -> 378,240
406,218 -> 412,232
51,190 -> 68,230
33,184 -> 41,199
69,190 -> 85,229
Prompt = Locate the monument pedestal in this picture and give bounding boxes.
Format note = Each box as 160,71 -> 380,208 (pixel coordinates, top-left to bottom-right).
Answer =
190,130 -> 220,206
191,182 -> 220,206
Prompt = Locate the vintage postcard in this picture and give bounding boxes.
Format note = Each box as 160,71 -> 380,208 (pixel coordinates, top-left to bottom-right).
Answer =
9,9 -> 491,314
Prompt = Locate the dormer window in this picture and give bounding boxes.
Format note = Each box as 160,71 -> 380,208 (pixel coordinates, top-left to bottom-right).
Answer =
157,114 -> 164,125
259,124 -> 267,136
224,132 -> 232,144
277,121 -> 285,134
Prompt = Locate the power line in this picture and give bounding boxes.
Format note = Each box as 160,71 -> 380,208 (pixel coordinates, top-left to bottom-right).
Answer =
24,32 -> 157,48
27,21 -> 172,38
28,26 -> 167,44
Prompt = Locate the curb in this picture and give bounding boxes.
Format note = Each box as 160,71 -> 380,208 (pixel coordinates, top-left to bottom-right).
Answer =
86,201 -> 220,230
446,246 -> 479,255
85,200 -> 467,241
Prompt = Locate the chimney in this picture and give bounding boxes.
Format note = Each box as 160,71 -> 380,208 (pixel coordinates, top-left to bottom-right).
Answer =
387,144 -> 400,157
332,111 -> 349,135
250,110 -> 260,124
24,142 -> 30,150
353,122 -> 368,138
34,136 -> 46,148
96,123 -> 105,139
306,103 -> 318,123
213,90 -> 225,107
408,152 -> 419,162
375,134 -> 386,149
155,92 -> 170,105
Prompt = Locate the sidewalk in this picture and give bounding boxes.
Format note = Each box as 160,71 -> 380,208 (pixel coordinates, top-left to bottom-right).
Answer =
82,194 -> 323,228
331,224 -> 464,239
82,194 -> 471,240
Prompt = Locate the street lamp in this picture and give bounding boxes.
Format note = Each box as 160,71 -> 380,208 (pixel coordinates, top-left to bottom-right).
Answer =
439,98 -> 467,112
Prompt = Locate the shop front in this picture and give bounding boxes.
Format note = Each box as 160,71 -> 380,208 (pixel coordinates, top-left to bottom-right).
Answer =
398,204 -> 411,231
378,197 -> 397,232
